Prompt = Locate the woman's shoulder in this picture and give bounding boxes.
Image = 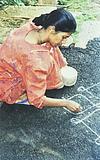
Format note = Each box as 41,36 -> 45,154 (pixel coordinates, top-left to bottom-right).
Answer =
10,22 -> 32,36
12,19 -> 41,35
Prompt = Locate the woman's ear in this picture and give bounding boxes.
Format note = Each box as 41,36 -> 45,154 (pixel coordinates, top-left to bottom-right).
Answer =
47,26 -> 55,34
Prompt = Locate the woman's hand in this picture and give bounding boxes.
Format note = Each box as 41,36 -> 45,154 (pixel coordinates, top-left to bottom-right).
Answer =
65,99 -> 81,112
43,96 -> 81,112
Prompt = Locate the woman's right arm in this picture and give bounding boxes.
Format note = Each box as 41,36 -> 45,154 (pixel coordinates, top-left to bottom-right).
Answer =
23,50 -> 80,112
43,96 -> 81,112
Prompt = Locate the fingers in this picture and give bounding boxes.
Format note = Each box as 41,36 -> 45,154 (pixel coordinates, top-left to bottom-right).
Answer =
73,103 -> 81,112
66,100 -> 81,112
70,105 -> 80,112
73,105 -> 81,112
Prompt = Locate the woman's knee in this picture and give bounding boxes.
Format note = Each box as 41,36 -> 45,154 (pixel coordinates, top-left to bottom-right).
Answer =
60,66 -> 78,86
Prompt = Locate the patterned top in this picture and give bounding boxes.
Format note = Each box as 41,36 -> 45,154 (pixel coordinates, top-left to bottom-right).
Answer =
0,21 -> 67,109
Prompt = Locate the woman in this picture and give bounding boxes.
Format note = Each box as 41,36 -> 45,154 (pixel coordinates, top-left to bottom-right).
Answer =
0,8 -> 81,112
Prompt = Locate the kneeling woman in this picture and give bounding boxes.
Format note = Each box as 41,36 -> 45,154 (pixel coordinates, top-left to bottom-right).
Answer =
0,8 -> 80,112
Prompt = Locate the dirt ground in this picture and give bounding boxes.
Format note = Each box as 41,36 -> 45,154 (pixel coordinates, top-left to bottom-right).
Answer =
0,6 -> 56,43
75,1 -> 100,48
0,2 -> 100,47
76,20 -> 100,48
0,3 -> 100,160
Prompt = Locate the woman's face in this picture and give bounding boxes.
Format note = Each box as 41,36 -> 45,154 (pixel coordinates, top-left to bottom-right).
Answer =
48,30 -> 71,47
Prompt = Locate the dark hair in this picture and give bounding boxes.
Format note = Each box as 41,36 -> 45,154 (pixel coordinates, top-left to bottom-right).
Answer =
32,8 -> 76,33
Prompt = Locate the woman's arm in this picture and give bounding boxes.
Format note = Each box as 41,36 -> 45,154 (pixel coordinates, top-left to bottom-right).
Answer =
43,96 -> 81,112
56,47 -> 68,66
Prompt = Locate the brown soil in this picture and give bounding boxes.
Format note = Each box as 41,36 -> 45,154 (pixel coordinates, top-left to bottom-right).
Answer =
0,6 -> 56,42
0,3 -> 100,45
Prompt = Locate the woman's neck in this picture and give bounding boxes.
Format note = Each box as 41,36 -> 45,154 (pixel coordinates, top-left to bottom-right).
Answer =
25,29 -> 48,45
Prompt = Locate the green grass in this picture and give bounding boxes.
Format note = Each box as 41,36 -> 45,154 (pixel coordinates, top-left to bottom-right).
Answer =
0,0 -> 97,44
61,0 -> 97,43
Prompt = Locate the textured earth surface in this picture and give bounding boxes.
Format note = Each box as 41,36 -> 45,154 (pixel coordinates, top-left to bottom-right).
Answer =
76,21 -> 100,48
0,38 -> 100,160
0,3 -> 100,160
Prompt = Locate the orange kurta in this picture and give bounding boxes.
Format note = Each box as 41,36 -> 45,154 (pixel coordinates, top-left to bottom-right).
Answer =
0,21 -> 67,109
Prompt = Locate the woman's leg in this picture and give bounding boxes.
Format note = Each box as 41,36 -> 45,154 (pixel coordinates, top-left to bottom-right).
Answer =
16,66 -> 78,104
60,66 -> 78,87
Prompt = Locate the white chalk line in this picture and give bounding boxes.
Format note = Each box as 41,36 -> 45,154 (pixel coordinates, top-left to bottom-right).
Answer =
81,121 -> 99,137
77,81 -> 100,92
63,82 -> 100,115
64,82 -> 100,145
71,108 -> 100,124
71,109 -> 100,145
78,87 -> 96,97
95,137 -> 100,146
19,128 -> 36,148
63,94 -> 96,115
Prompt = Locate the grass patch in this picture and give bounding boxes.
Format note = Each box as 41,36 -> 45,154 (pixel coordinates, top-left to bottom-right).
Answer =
61,0 -> 97,43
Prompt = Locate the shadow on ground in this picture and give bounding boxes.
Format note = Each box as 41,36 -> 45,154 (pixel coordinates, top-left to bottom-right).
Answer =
0,38 -> 100,160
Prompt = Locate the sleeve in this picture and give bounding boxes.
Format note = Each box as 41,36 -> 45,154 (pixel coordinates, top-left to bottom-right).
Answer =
56,47 -> 68,68
25,68 -> 47,109
23,51 -> 49,109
